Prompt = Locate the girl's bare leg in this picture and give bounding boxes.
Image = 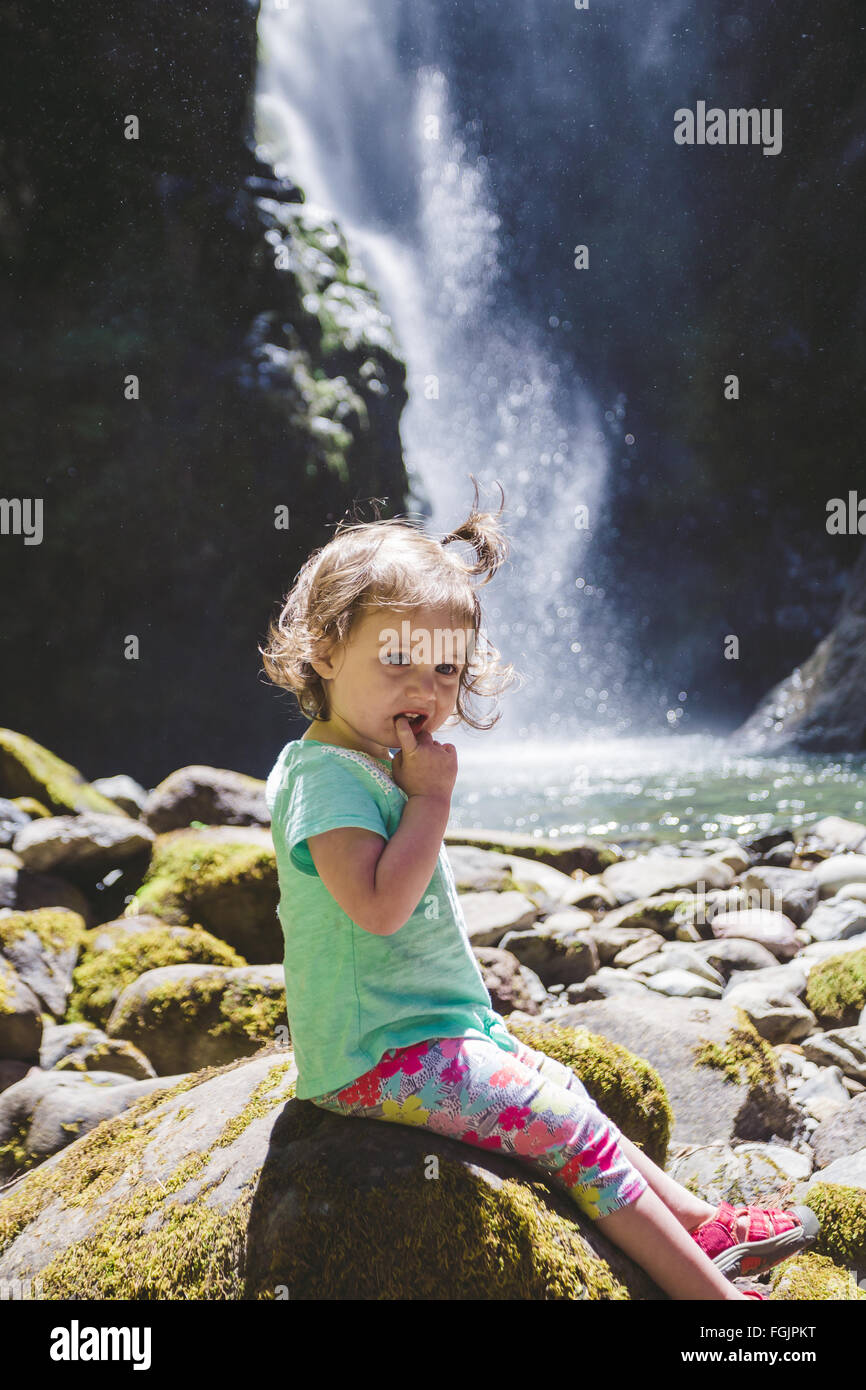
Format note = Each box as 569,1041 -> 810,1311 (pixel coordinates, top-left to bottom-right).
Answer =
592,1132 -> 753,1299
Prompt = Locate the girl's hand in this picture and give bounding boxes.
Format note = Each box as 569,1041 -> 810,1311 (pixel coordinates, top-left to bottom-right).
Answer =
390,715 -> 457,805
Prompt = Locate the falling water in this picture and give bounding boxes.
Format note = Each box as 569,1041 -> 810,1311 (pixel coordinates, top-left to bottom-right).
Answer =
255,0 -> 638,748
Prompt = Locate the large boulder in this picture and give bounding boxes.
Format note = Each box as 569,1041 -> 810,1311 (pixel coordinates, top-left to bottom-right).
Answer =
10,813 -> 154,876
124,826 -> 280,962
0,1028 -> 673,1300
555,995 -> 801,1145
143,765 -> 270,832
0,731 -> 127,818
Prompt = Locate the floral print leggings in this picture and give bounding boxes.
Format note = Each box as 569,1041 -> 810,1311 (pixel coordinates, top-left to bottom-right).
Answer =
309,1032 -> 648,1220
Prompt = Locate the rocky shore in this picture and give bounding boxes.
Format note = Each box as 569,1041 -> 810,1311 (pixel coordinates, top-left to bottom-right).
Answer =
1,725 -> 865,1299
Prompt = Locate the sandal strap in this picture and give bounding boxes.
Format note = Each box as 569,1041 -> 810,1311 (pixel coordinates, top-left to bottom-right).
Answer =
732,1204 -> 798,1240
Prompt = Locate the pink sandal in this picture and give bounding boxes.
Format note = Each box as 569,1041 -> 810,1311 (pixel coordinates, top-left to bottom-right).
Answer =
690,1201 -> 820,1278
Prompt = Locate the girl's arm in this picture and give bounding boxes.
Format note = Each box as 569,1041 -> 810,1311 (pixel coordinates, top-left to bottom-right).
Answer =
307,791 -> 451,935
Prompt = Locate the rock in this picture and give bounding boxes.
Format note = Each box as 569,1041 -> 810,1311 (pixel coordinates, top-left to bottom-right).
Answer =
790,1064 -> 852,1125
459,891 -> 539,946
473,947 -> 545,1016
0,957 -> 42,1062
725,959 -> 809,999
105,964 -> 288,1074
538,908 -> 595,934
666,1140 -> 812,1207
0,799 -> 31,849
801,1028 -> 866,1083
804,946 -> 866,1027
642,969 -> 723,999
445,845 -> 514,893
800,897 -> 866,942
0,1068 -> 185,1180
690,937 -> 781,980
600,853 -> 735,906
0,1061 -> 31,1095
496,925 -> 599,988
738,867 -> 819,926
40,1022 -> 156,1080
611,934 -> 668,967
808,818 -> 866,855
813,855 -> 866,899
0,908 -> 88,1016
807,1148 -> 866,1190
566,877 -> 619,911
0,865 -> 95,926
11,813 -> 154,876
67,917 -> 246,1030
811,1093 -> 866,1168
0,729 -> 127,817
555,995 -> 800,1145
124,826 -> 280,963
499,855 -> 589,911
710,909 -> 800,960
628,945 -> 724,987
588,924 -> 667,967
90,775 -> 149,817
836,883 -> 866,904
565,968 -> 654,1003
0,1041 -> 670,1300
443,828 -> 621,877
720,984 -> 816,1044
592,894 -> 703,941
143,765 -> 270,832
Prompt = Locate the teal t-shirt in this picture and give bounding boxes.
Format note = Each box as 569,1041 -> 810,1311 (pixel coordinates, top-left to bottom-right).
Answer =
265,737 -> 516,1099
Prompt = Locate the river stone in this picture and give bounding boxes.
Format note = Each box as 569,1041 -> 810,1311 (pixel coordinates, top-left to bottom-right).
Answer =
90,775 -> 149,817
143,765 -> 270,832
592,894 -> 702,941
666,1141 -> 812,1207
628,946 -> 724,987
810,1093 -> 866,1168
724,960 -> 809,1000
0,1068 -> 185,1180
0,1047 -> 668,1300
556,995 -> 800,1145
587,924 -> 666,967
39,1022 -> 156,1080
0,799 -> 31,849
445,845 -> 514,892
813,855 -> 866,899
806,1147 -> 866,1191
564,968 -> 654,1003
600,853 -> 735,906
0,907 -> 88,1016
689,937 -> 782,981
473,947 -> 545,1016
105,963 -> 288,1075
808,818 -> 866,855
800,897 -> 866,943
501,855 -> 588,911
642,969 -> 723,999
459,890 -> 539,946
496,926 -> 599,987
738,867 -> 819,926
801,1028 -> 866,1083
800,935 -> 866,970
539,908 -> 595,934
566,876 -> 619,911
0,865 -> 95,926
0,729 -> 127,818
719,984 -> 816,1045
0,957 -> 42,1062
443,828 -> 620,878
11,813 -> 155,875
792,1067 -> 855,1126
710,909 -> 800,960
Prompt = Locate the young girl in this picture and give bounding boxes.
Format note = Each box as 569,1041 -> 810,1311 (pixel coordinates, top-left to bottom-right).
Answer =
259,480 -> 818,1301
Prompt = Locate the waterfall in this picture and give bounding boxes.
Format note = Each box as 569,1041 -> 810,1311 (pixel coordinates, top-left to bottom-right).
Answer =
255,0 -> 638,747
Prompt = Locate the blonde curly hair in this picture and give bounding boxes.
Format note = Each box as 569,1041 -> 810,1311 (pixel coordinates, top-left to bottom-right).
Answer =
259,476 -> 521,731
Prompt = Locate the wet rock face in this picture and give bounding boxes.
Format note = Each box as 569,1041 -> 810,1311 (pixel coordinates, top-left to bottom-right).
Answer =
0,1 -> 410,784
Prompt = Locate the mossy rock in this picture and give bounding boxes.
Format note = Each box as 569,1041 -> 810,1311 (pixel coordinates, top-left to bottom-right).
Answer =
0,1047 -> 664,1300
0,730 -> 126,817
803,1181 -> 866,1266
769,1250 -> 866,1300
124,826 -> 279,962
67,922 -> 246,1029
445,829 -> 620,877
0,908 -> 89,1018
805,947 -> 866,1027
505,1019 -> 672,1166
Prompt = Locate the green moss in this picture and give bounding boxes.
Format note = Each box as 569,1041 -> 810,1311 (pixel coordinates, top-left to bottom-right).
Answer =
805,948 -> 866,1026
0,729 -> 126,816
769,1250 -> 866,1300
505,1019 -> 672,1166
804,1182 -> 866,1265
124,829 -> 276,938
0,908 -> 88,956
692,1007 -> 780,1089
67,924 -> 245,1028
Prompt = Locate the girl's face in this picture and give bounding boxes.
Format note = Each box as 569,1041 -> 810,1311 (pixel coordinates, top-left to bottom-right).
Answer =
310,604 -> 473,759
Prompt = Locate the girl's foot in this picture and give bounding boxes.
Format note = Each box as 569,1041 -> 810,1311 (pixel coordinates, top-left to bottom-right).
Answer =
688,1201 -> 820,1278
